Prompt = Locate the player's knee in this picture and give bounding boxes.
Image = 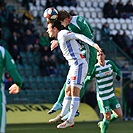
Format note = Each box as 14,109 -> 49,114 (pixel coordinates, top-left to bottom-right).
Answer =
117,112 -> 123,118
66,90 -> 71,96
105,114 -> 111,120
106,115 -> 111,120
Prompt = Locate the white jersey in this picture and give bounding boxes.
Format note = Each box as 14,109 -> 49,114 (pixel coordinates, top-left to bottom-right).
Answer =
57,30 -> 95,66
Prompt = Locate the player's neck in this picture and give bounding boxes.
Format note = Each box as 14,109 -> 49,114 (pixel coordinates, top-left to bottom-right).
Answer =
99,60 -> 105,66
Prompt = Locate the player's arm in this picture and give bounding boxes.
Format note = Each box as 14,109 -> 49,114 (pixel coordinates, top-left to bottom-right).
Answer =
73,16 -> 94,39
63,32 -> 101,51
109,60 -> 121,81
4,49 -> 23,93
50,40 -> 59,51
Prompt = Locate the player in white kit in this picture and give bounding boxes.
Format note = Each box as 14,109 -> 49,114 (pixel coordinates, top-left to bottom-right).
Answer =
47,20 -> 101,129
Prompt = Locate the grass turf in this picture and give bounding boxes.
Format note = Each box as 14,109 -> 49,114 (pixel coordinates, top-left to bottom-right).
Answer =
6,120 -> 133,133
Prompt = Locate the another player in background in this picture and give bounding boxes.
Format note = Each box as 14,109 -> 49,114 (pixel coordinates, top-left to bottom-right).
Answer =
0,46 -> 23,133
47,20 -> 101,128
88,49 -> 123,133
47,10 -> 97,117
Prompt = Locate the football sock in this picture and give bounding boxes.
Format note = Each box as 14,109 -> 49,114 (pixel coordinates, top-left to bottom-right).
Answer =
101,119 -> 110,133
56,79 -> 89,105
110,113 -> 118,123
68,96 -> 80,123
56,83 -> 66,103
60,96 -> 71,117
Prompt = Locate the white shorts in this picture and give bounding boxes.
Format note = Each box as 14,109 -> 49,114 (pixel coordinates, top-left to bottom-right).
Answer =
66,62 -> 88,89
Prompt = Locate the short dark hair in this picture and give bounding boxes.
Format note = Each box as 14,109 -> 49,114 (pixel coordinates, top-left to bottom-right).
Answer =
58,10 -> 70,21
97,48 -> 105,55
101,48 -> 105,54
48,20 -> 65,31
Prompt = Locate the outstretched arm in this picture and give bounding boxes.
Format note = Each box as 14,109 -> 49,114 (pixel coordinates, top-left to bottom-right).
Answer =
63,32 -> 102,51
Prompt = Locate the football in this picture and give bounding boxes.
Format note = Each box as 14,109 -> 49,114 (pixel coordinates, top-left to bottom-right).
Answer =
43,7 -> 58,20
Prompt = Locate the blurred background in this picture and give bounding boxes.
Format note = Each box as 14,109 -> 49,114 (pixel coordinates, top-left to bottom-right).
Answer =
1,0 -> 133,121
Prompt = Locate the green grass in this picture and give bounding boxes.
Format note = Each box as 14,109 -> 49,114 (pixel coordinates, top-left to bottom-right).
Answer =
6,120 -> 133,133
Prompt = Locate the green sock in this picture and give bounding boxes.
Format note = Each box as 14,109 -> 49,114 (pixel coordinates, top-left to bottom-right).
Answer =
101,119 -> 110,133
56,83 -> 66,103
110,113 -> 118,123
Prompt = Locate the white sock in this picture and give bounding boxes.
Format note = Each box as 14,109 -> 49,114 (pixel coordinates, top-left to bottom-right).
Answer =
60,96 -> 72,117
68,96 -> 80,123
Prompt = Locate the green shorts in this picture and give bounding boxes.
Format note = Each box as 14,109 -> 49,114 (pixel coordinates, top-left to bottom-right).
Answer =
97,96 -> 121,113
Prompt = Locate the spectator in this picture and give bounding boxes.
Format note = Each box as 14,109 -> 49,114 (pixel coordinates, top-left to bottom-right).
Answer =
124,81 -> 133,121
49,54 -> 59,76
22,10 -> 34,24
121,62 -> 131,84
54,0 -> 64,7
3,72 -> 14,90
22,0 -> 30,10
8,31 -> 22,50
101,22 -> 110,39
123,0 -> 133,18
112,30 -> 124,48
30,0 -> 36,6
122,31 -> 132,56
53,47 -> 66,65
9,44 -> 22,64
22,29 -> 37,51
63,0 -> 77,7
39,31 -> 50,47
40,45 -> 52,57
103,0 -> 115,18
8,17 -> 23,34
0,1 -> 7,21
8,9 -> 19,24
39,55 -> 51,76
23,19 -> 36,33
45,0 -> 56,9
115,0 -> 124,18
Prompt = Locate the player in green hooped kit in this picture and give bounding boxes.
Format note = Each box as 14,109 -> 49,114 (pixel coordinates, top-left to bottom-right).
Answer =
0,46 -> 23,133
47,10 -> 97,120
88,49 -> 123,133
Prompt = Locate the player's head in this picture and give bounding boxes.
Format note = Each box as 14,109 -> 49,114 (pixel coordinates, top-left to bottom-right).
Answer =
58,10 -> 71,27
47,20 -> 64,38
97,48 -> 105,62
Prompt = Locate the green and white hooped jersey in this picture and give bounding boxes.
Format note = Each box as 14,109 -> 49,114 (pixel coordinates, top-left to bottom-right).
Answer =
90,60 -> 121,101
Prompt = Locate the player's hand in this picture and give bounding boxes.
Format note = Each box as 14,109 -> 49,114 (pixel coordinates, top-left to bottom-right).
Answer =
50,40 -> 58,51
9,84 -> 20,94
116,75 -> 121,81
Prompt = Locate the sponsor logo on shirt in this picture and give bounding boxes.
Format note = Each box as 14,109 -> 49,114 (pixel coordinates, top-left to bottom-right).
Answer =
71,76 -> 76,80
67,31 -> 71,34
80,54 -> 85,58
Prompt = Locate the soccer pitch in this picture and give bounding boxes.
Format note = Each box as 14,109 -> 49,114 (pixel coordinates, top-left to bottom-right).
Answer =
6,121 -> 133,133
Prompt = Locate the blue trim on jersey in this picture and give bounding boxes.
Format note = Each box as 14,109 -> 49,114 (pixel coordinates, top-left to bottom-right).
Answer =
77,63 -> 82,84
66,40 -> 78,65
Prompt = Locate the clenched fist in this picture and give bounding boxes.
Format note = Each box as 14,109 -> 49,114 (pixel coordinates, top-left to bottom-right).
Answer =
9,84 -> 20,94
